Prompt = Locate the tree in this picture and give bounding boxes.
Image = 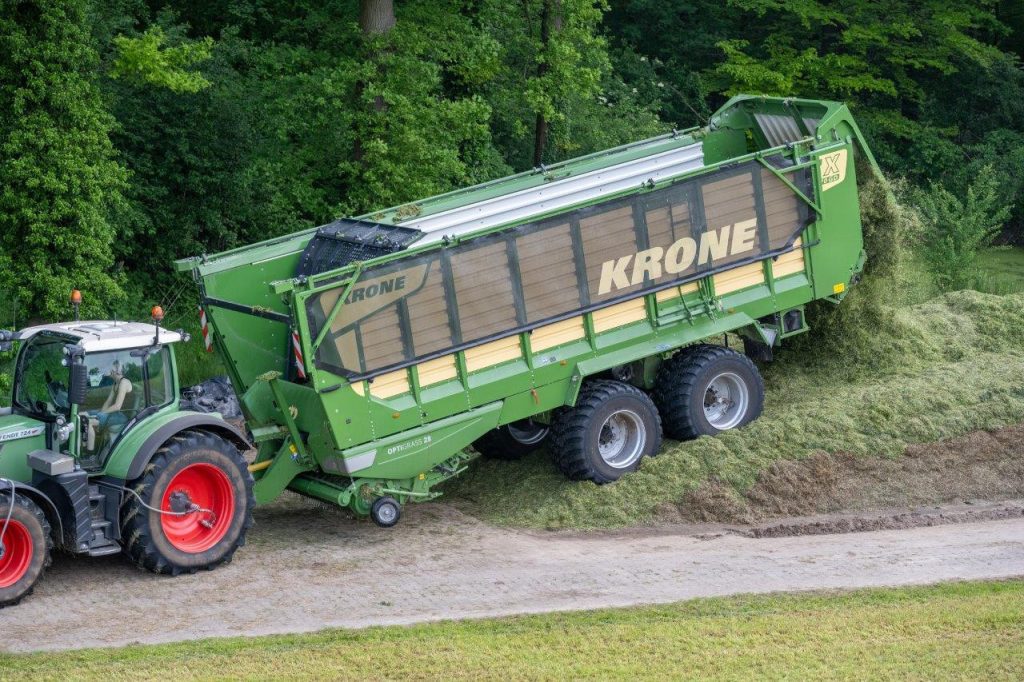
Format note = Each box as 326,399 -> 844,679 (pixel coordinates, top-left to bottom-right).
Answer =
0,0 -> 127,320
480,0 -> 661,170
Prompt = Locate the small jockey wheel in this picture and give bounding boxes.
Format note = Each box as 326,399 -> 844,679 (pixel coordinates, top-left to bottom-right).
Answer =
370,496 -> 401,528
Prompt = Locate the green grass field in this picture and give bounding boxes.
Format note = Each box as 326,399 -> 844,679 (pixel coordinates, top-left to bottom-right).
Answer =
976,246 -> 1024,294
2,581 -> 1021,681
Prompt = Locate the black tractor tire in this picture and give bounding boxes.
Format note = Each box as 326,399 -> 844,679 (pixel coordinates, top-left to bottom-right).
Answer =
473,420 -> 550,461
653,344 -> 764,441
550,380 -> 662,484
0,493 -> 52,609
121,430 -> 254,576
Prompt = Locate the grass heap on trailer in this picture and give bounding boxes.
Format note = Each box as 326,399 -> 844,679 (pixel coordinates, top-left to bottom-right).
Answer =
0,95 -> 875,608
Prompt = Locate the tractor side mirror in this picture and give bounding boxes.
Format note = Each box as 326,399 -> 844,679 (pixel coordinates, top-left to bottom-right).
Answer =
69,362 -> 89,406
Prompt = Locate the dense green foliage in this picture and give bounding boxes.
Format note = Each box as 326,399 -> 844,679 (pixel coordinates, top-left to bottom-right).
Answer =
0,0 -> 1020,324
0,0 -> 127,321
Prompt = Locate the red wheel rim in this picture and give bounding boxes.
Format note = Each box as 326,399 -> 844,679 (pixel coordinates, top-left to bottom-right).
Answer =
0,520 -> 33,588
160,464 -> 235,553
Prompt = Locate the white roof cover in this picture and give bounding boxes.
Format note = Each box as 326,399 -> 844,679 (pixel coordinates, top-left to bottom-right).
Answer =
408,142 -> 704,245
16,320 -> 182,352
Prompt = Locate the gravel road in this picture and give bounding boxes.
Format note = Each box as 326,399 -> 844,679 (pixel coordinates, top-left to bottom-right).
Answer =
2,495 -> 1023,653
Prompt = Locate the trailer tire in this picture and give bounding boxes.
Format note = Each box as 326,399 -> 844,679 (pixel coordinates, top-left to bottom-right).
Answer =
121,430 -> 254,576
550,380 -> 662,484
473,420 -> 549,461
0,493 -> 52,609
653,344 -> 764,441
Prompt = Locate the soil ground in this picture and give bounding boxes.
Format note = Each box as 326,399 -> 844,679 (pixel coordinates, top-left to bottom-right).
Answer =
676,424 -> 1024,525
1,425 -> 1022,654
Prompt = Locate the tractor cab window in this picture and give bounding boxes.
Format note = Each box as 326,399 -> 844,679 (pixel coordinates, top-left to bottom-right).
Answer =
14,334 -> 71,418
145,348 -> 172,409
81,346 -> 173,458
82,351 -> 145,444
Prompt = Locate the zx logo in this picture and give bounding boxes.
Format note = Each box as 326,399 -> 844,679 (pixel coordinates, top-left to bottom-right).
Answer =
820,149 -> 848,192
821,153 -> 842,177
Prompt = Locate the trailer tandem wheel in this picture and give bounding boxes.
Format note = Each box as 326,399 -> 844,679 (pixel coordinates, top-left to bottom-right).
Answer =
550,380 -> 662,484
473,420 -> 550,461
0,493 -> 52,609
653,344 -> 765,441
121,430 -> 255,576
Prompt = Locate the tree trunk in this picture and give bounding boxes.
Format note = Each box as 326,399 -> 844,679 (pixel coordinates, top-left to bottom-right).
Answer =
354,0 -> 396,163
360,0 -> 395,35
532,0 -> 561,167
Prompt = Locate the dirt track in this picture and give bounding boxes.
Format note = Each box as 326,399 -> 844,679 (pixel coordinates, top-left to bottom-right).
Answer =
4,425 -> 1024,653
2,495 -> 1023,653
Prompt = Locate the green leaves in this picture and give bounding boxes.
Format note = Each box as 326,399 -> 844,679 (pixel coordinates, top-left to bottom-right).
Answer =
0,0 -> 127,320
916,166 -> 1012,291
110,27 -> 213,94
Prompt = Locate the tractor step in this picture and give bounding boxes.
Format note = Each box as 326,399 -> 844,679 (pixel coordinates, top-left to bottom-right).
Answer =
87,518 -> 120,556
86,543 -> 121,557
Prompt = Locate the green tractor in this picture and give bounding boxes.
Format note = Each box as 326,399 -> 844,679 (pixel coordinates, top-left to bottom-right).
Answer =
0,315 -> 254,607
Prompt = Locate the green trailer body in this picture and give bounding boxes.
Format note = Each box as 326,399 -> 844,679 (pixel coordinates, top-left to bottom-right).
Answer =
178,94 -> 877,511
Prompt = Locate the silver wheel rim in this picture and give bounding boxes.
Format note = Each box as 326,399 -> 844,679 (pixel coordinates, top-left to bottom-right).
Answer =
507,421 -> 549,445
597,409 -> 646,469
376,502 -> 397,524
703,371 -> 750,430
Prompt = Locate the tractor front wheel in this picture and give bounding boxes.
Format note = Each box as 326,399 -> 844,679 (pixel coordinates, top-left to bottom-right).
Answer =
0,493 -> 52,608
121,431 -> 254,575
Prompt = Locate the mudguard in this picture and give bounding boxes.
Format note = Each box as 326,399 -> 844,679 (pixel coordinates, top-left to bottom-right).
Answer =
2,480 -> 63,547
120,414 -> 251,482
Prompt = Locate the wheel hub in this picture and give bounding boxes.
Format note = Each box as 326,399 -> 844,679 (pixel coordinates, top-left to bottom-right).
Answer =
597,409 -> 646,469
703,371 -> 750,430
168,490 -> 193,514
160,464 -> 234,553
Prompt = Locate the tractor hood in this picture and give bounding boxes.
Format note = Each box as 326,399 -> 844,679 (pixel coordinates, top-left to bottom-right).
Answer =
0,413 -> 47,483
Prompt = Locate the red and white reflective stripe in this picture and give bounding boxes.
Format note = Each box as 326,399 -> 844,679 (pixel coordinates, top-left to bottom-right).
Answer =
292,331 -> 307,379
198,306 -> 213,352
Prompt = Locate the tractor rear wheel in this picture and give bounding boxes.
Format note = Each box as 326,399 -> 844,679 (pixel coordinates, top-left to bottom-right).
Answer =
473,420 -> 549,460
653,344 -> 764,440
0,493 -> 52,608
550,380 -> 662,484
121,430 -> 254,576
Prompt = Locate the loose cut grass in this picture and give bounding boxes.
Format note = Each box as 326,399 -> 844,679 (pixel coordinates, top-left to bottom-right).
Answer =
445,177 -> 1024,529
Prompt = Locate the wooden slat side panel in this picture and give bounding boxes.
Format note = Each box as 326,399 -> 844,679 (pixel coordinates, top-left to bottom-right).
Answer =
450,241 -> 519,340
530,316 -> 586,351
406,264 -> 454,356
772,239 -> 806,278
713,262 -> 765,295
369,368 -> 411,399
359,304 -> 405,369
416,354 -> 458,386
464,335 -> 522,372
517,224 -> 581,321
579,205 -> 640,301
592,297 -> 647,333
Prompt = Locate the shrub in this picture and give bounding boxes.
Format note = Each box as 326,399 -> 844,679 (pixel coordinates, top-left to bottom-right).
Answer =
915,166 -> 1010,292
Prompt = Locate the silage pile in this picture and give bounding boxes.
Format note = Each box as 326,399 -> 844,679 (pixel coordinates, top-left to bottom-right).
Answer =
447,178 -> 1024,529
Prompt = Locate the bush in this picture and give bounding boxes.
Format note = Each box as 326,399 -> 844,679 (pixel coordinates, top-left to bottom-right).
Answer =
915,166 -> 1010,292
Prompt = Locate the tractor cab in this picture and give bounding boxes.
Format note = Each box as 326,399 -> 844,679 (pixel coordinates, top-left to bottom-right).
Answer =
7,320 -> 184,468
